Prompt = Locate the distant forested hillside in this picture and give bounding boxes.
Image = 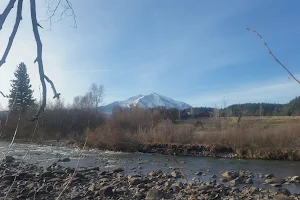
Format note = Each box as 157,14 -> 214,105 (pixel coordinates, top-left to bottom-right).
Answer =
192,96 -> 300,117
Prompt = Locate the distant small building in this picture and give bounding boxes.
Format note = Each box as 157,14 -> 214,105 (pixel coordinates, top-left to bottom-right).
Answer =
194,111 -> 211,118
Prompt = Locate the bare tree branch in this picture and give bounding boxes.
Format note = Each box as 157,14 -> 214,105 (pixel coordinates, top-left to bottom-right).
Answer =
247,28 -> 300,85
0,91 -> 7,98
64,0 -> 76,28
0,0 -> 23,67
40,0 -> 77,30
0,0 -> 17,31
40,0 -> 62,30
44,75 -> 61,99
30,0 -> 47,121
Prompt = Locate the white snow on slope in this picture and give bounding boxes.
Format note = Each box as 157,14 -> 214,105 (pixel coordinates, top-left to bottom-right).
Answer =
100,93 -> 191,113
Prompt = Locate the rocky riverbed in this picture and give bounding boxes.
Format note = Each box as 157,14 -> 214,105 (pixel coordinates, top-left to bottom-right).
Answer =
11,139 -> 300,161
1,156 -> 300,200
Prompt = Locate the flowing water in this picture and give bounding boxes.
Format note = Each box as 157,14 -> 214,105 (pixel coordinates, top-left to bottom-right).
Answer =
1,141 -> 300,194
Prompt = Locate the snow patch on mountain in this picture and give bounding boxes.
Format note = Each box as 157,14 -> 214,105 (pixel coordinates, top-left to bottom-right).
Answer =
100,93 -> 191,114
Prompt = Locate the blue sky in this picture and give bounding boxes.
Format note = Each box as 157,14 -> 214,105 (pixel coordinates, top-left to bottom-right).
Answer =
1,0 -> 300,109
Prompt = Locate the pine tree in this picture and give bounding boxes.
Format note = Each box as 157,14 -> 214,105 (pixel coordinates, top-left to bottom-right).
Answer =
8,63 -> 36,113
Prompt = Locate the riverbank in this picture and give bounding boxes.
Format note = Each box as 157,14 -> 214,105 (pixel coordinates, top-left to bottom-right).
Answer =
8,139 -> 300,161
1,155 -> 300,199
2,108 -> 300,161
141,143 -> 300,161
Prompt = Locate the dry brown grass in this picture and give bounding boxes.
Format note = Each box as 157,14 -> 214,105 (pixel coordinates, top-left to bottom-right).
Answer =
198,123 -> 300,148
86,112 -> 300,160
2,106 -> 299,160
86,121 -> 196,151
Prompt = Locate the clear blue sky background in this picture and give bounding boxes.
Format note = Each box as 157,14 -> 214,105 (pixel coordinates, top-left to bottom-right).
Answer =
0,0 -> 300,109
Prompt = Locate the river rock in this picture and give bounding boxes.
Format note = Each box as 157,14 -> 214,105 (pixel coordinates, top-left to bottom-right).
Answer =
99,185 -> 114,197
171,171 -> 182,178
1,175 -> 15,181
222,171 -> 239,180
71,190 -> 81,199
58,157 -> 70,162
248,187 -> 259,194
128,176 -> 142,185
26,182 -> 35,190
245,178 -> 253,184
273,194 -> 294,200
41,171 -> 53,178
230,177 -> 243,186
194,171 -> 203,176
291,176 -> 300,182
37,185 -> 49,195
112,167 -> 124,173
46,185 -> 54,192
148,170 -> 163,177
146,189 -> 163,200
277,188 -> 291,196
164,180 -> 172,187
17,171 -> 31,179
88,183 -> 95,192
75,172 -> 85,179
134,191 -> 144,199
265,174 -> 274,179
48,177 -> 62,182
271,183 -> 282,187
170,184 -> 180,191
220,178 -> 228,182
265,178 -> 285,184
4,156 -> 15,163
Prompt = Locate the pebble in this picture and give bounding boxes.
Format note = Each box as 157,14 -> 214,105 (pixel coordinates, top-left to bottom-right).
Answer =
0,159 -> 299,200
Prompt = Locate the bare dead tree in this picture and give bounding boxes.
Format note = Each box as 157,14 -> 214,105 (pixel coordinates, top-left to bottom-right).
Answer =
237,108 -> 244,127
89,83 -> 104,113
0,0 -> 76,121
247,28 -> 300,84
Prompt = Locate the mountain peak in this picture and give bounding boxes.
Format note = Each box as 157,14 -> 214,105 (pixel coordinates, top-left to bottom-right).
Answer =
100,93 -> 191,114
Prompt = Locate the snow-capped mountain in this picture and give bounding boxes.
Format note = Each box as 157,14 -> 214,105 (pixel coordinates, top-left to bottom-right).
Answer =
100,93 -> 191,114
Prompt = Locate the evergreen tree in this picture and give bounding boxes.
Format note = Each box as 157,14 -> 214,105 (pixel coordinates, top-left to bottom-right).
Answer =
8,63 -> 36,113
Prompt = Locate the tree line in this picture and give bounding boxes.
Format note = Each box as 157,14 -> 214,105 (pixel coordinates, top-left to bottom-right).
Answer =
0,62 -> 105,140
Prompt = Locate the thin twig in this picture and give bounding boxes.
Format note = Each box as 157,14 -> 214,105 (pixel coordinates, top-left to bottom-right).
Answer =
65,0 -> 77,28
1,115 -> 20,161
39,0 -> 62,30
0,0 -> 23,67
40,0 -> 77,30
169,151 -> 197,200
0,0 -> 17,31
247,28 -> 300,84
152,116 -> 196,199
5,120 -> 39,200
56,123 -> 90,200
0,88 -> 18,137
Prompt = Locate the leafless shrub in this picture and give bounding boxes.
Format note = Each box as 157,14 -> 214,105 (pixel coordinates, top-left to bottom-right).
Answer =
212,107 -> 221,130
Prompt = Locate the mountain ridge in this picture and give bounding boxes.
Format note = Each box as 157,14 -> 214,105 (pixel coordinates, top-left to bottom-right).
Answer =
100,93 -> 191,114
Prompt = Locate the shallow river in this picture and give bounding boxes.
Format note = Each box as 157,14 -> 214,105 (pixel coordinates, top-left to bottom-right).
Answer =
1,141 -> 300,194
